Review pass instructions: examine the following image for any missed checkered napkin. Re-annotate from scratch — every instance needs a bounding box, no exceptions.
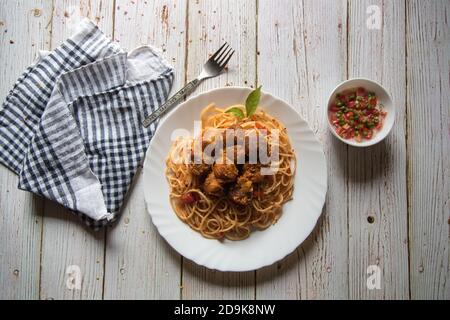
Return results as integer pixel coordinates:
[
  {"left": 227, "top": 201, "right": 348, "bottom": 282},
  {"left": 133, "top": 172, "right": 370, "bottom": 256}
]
[{"left": 0, "top": 19, "right": 174, "bottom": 228}]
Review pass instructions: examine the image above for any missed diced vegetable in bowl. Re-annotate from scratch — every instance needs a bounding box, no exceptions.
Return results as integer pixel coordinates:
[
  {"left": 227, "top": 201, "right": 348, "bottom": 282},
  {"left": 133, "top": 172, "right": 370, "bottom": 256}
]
[
  {"left": 326, "top": 78, "right": 395, "bottom": 147},
  {"left": 329, "top": 87, "right": 387, "bottom": 142}
]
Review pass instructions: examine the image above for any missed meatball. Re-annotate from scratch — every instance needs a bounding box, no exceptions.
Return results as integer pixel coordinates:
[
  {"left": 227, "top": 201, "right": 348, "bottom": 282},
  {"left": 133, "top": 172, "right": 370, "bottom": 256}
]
[
  {"left": 243, "top": 134, "right": 271, "bottom": 162},
  {"left": 222, "top": 145, "right": 246, "bottom": 164},
  {"left": 213, "top": 163, "right": 238, "bottom": 182},
  {"left": 196, "top": 135, "right": 215, "bottom": 150},
  {"left": 228, "top": 176, "right": 253, "bottom": 206},
  {"left": 190, "top": 163, "right": 211, "bottom": 176},
  {"left": 202, "top": 172, "right": 224, "bottom": 196},
  {"left": 189, "top": 140, "right": 213, "bottom": 176},
  {"left": 190, "top": 135, "right": 217, "bottom": 160},
  {"left": 242, "top": 164, "right": 265, "bottom": 183}
]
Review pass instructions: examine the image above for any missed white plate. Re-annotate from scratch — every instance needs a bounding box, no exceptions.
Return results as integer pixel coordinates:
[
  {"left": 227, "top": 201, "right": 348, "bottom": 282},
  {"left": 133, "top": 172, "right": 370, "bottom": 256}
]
[{"left": 143, "top": 87, "right": 327, "bottom": 271}]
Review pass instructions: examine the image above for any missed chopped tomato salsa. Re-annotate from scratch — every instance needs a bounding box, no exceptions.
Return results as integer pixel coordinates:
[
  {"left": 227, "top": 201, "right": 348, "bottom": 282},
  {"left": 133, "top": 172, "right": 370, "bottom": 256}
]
[{"left": 329, "top": 87, "right": 386, "bottom": 142}]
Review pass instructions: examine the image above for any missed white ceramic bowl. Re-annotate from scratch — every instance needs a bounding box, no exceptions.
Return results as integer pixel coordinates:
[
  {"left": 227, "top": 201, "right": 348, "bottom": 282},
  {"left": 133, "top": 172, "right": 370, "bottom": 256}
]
[
  {"left": 143, "top": 87, "right": 327, "bottom": 271},
  {"left": 326, "top": 78, "right": 395, "bottom": 147}
]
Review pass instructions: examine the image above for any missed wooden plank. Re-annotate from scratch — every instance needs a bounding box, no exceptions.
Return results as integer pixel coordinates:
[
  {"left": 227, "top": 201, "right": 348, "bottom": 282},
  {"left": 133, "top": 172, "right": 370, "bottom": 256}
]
[
  {"left": 103, "top": 0, "right": 185, "bottom": 299},
  {"left": 406, "top": 0, "right": 450, "bottom": 300},
  {"left": 182, "top": 0, "right": 257, "bottom": 299},
  {"left": 39, "top": 0, "right": 114, "bottom": 300},
  {"left": 0, "top": 0, "right": 52, "bottom": 299},
  {"left": 256, "top": 0, "right": 349, "bottom": 299},
  {"left": 347, "top": 0, "right": 409, "bottom": 299}
]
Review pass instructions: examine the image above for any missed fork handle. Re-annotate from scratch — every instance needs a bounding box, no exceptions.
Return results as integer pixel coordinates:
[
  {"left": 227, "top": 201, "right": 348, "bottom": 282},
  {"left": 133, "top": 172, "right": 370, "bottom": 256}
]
[{"left": 142, "top": 78, "right": 200, "bottom": 127}]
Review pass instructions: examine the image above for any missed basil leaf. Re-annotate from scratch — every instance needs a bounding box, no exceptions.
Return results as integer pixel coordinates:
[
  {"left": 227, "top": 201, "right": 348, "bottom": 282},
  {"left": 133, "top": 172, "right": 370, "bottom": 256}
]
[
  {"left": 245, "top": 85, "right": 262, "bottom": 117},
  {"left": 225, "top": 107, "right": 245, "bottom": 119}
]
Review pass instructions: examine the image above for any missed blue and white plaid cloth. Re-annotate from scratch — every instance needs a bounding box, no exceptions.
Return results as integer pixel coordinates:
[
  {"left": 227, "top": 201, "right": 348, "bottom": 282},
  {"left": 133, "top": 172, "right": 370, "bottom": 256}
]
[{"left": 0, "top": 19, "right": 174, "bottom": 228}]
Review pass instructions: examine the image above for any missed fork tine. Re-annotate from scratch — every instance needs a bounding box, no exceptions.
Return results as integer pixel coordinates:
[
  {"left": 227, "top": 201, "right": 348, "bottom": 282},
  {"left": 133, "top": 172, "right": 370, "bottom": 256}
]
[
  {"left": 210, "top": 42, "right": 228, "bottom": 61},
  {"left": 219, "top": 49, "right": 235, "bottom": 68},
  {"left": 216, "top": 46, "right": 232, "bottom": 65},
  {"left": 213, "top": 44, "right": 231, "bottom": 64}
]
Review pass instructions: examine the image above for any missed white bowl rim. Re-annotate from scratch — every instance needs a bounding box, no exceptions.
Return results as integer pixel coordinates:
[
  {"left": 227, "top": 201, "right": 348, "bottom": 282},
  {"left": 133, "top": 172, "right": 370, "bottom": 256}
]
[{"left": 326, "top": 77, "right": 395, "bottom": 147}]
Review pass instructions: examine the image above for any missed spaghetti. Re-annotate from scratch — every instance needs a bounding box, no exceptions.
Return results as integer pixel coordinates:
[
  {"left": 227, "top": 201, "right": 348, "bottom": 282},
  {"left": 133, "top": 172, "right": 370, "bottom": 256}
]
[{"left": 165, "top": 104, "right": 296, "bottom": 240}]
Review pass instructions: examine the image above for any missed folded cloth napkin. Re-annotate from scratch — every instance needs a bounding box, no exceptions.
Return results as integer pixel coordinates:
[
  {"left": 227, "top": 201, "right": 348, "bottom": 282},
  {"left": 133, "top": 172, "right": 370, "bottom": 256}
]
[{"left": 0, "top": 19, "right": 174, "bottom": 228}]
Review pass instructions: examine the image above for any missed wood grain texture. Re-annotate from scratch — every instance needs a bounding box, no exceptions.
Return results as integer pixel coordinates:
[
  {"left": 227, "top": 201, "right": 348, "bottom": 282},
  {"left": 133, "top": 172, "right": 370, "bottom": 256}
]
[
  {"left": 0, "top": 0, "right": 52, "bottom": 299},
  {"left": 406, "top": 0, "right": 450, "bottom": 300},
  {"left": 102, "top": 0, "right": 185, "bottom": 299},
  {"left": 38, "top": 0, "right": 114, "bottom": 300},
  {"left": 256, "top": 0, "right": 349, "bottom": 299},
  {"left": 347, "top": 0, "right": 409, "bottom": 299},
  {"left": 182, "top": 0, "right": 257, "bottom": 300},
  {"left": 0, "top": 0, "right": 449, "bottom": 300}
]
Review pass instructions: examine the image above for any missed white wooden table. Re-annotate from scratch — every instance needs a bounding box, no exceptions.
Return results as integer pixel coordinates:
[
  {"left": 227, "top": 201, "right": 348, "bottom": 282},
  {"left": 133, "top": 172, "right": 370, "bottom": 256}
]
[{"left": 0, "top": 0, "right": 448, "bottom": 300}]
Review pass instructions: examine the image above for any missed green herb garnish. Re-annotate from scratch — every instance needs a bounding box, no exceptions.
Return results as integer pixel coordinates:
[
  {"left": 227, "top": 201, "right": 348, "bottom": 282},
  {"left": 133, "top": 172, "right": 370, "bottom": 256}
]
[
  {"left": 245, "top": 85, "right": 262, "bottom": 117},
  {"left": 225, "top": 107, "right": 245, "bottom": 119},
  {"left": 225, "top": 86, "right": 263, "bottom": 119}
]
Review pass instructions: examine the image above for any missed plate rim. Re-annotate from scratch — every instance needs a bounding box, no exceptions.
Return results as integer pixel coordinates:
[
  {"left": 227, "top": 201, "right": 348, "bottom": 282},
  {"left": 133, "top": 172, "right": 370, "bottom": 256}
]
[{"left": 143, "top": 86, "right": 327, "bottom": 271}]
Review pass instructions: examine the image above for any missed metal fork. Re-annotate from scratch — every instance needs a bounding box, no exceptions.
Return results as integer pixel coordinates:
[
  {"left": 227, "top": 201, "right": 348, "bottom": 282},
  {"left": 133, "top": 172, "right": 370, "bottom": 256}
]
[{"left": 142, "top": 43, "right": 235, "bottom": 127}]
